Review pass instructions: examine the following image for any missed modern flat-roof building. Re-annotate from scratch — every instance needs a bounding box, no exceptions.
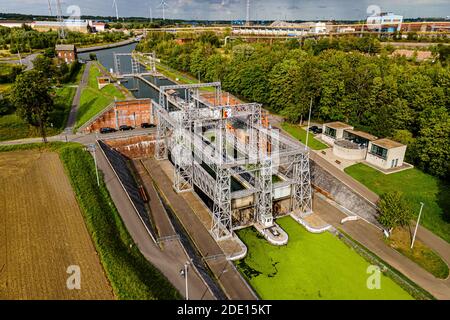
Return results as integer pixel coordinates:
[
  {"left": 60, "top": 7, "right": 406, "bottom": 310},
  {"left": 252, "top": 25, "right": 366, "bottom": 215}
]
[
  {"left": 321, "top": 121, "right": 354, "bottom": 145},
  {"left": 366, "top": 138, "right": 407, "bottom": 170},
  {"left": 320, "top": 121, "right": 409, "bottom": 172},
  {"left": 55, "top": 44, "right": 77, "bottom": 64}
]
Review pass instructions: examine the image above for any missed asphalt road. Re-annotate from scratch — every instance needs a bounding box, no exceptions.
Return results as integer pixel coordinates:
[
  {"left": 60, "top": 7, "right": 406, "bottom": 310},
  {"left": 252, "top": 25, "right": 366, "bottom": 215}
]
[
  {"left": 65, "top": 61, "right": 92, "bottom": 131},
  {"left": 95, "top": 145, "right": 215, "bottom": 300}
]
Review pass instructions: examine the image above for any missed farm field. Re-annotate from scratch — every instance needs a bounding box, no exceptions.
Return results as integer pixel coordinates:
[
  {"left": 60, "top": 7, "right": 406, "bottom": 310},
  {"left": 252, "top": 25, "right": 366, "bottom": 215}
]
[
  {"left": 0, "top": 150, "right": 113, "bottom": 299},
  {"left": 236, "top": 216, "right": 413, "bottom": 300}
]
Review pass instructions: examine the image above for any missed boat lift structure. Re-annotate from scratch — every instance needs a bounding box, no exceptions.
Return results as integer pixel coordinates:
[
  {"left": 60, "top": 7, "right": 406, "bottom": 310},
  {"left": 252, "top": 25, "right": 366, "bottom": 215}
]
[{"left": 153, "top": 82, "right": 313, "bottom": 240}]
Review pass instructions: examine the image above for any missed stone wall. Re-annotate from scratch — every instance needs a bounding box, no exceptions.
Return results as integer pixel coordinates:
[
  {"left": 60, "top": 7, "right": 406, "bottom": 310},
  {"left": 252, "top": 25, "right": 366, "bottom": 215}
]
[{"left": 310, "top": 160, "right": 381, "bottom": 226}]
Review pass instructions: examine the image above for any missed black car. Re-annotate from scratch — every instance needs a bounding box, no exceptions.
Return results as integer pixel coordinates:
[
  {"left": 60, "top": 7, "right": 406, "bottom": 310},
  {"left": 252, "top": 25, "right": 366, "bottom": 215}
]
[
  {"left": 309, "top": 126, "right": 323, "bottom": 134},
  {"left": 119, "top": 125, "right": 134, "bottom": 131},
  {"left": 99, "top": 127, "right": 117, "bottom": 134},
  {"left": 141, "top": 123, "right": 156, "bottom": 128}
]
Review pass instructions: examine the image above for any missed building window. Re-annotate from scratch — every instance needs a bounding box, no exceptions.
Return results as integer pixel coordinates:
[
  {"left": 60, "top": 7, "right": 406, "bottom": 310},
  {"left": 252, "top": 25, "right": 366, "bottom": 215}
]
[
  {"left": 370, "top": 144, "right": 388, "bottom": 160},
  {"left": 324, "top": 126, "right": 336, "bottom": 138}
]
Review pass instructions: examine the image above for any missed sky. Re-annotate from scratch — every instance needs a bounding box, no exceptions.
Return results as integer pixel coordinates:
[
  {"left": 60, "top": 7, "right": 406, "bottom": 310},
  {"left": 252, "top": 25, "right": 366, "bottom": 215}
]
[{"left": 0, "top": 0, "right": 449, "bottom": 20}]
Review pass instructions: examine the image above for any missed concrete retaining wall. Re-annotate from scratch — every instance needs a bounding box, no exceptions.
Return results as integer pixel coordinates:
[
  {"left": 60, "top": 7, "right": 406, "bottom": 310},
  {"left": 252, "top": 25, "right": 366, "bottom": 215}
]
[{"left": 310, "top": 160, "right": 381, "bottom": 226}]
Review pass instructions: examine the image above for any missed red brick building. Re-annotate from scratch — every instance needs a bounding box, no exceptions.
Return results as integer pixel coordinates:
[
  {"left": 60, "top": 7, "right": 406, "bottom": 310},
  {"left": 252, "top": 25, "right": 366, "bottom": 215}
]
[{"left": 55, "top": 44, "right": 77, "bottom": 64}]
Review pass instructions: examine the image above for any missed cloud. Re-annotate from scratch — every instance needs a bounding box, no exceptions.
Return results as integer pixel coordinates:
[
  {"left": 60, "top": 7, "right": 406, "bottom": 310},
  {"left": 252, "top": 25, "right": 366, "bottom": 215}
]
[{"left": 0, "top": 0, "right": 448, "bottom": 20}]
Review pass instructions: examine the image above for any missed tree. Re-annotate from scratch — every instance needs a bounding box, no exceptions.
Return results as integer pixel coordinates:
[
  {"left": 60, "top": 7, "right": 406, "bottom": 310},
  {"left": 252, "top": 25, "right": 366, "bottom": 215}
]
[
  {"left": 378, "top": 191, "right": 413, "bottom": 233},
  {"left": 11, "top": 70, "right": 54, "bottom": 142},
  {"left": 33, "top": 54, "right": 56, "bottom": 80}
]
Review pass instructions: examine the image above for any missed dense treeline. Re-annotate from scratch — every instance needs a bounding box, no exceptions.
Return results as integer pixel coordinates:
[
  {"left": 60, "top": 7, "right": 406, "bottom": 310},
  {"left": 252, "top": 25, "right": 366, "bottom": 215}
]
[
  {"left": 137, "top": 32, "right": 450, "bottom": 179},
  {"left": 0, "top": 25, "right": 128, "bottom": 53}
]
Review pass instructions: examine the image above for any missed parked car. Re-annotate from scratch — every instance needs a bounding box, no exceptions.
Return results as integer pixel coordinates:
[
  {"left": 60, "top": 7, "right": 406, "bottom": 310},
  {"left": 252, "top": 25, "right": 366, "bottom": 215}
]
[
  {"left": 141, "top": 123, "right": 156, "bottom": 128},
  {"left": 309, "top": 126, "right": 322, "bottom": 134},
  {"left": 119, "top": 125, "right": 134, "bottom": 131},
  {"left": 99, "top": 127, "right": 117, "bottom": 134}
]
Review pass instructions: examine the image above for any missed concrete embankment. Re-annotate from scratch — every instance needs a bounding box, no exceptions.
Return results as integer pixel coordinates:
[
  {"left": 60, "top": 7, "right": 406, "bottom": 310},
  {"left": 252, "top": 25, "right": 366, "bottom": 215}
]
[{"left": 77, "top": 38, "right": 138, "bottom": 53}]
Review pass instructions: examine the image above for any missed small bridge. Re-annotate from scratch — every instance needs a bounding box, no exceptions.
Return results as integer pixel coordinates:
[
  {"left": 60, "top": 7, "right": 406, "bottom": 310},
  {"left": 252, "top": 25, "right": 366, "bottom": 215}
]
[{"left": 113, "top": 52, "right": 162, "bottom": 78}]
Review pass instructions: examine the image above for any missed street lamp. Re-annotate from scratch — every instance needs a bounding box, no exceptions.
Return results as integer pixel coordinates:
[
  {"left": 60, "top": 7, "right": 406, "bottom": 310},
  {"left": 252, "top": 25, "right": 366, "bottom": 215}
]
[
  {"left": 180, "top": 261, "right": 190, "bottom": 300},
  {"left": 411, "top": 202, "right": 424, "bottom": 249},
  {"left": 88, "top": 143, "right": 100, "bottom": 187}
]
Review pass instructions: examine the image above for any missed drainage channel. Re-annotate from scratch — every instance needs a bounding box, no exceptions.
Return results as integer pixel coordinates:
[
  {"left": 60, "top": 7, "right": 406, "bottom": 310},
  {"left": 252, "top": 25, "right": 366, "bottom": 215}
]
[{"left": 151, "top": 180, "right": 228, "bottom": 300}]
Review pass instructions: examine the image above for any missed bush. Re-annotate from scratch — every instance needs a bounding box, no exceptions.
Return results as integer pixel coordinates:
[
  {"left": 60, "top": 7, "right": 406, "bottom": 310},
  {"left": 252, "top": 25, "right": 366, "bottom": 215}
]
[{"left": 378, "top": 191, "right": 413, "bottom": 231}]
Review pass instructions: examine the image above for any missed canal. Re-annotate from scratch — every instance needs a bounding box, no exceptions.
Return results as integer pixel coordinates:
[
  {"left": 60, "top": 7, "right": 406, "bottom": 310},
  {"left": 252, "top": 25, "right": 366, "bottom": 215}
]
[{"left": 78, "top": 43, "right": 177, "bottom": 101}]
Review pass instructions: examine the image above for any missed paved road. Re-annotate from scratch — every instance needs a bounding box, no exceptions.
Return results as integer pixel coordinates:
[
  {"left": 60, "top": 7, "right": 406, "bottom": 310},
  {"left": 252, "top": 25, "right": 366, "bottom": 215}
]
[
  {"left": 381, "top": 41, "right": 450, "bottom": 48},
  {"left": 95, "top": 145, "right": 215, "bottom": 300},
  {"left": 0, "top": 52, "right": 39, "bottom": 71},
  {"left": 65, "top": 61, "right": 92, "bottom": 131},
  {"left": 142, "top": 158, "right": 257, "bottom": 300},
  {"left": 314, "top": 195, "right": 450, "bottom": 300}
]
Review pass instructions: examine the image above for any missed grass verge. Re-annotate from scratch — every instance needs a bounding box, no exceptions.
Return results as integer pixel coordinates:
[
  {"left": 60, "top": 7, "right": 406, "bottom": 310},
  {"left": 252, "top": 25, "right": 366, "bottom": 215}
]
[
  {"left": 75, "top": 63, "right": 125, "bottom": 130},
  {"left": 388, "top": 227, "right": 449, "bottom": 279},
  {"left": 0, "top": 85, "right": 76, "bottom": 141},
  {"left": 0, "top": 142, "right": 182, "bottom": 300},
  {"left": 281, "top": 123, "right": 328, "bottom": 150},
  {"left": 345, "top": 163, "right": 450, "bottom": 243}
]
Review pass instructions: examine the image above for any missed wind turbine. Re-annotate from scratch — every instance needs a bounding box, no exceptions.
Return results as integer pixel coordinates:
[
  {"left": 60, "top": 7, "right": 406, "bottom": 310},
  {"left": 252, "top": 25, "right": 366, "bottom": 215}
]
[
  {"left": 159, "top": 0, "right": 168, "bottom": 20},
  {"left": 112, "top": 0, "right": 119, "bottom": 21}
]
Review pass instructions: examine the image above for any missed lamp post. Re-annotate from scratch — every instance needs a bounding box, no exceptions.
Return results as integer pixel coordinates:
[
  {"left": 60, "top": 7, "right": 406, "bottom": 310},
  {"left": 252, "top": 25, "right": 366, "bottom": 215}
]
[
  {"left": 411, "top": 202, "right": 424, "bottom": 249},
  {"left": 88, "top": 143, "right": 100, "bottom": 187},
  {"left": 180, "top": 261, "right": 190, "bottom": 300},
  {"left": 304, "top": 97, "right": 313, "bottom": 150}
]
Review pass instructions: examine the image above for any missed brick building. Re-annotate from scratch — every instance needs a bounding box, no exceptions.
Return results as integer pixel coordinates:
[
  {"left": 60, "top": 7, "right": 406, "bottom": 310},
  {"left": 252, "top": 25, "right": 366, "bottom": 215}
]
[{"left": 55, "top": 44, "right": 78, "bottom": 64}]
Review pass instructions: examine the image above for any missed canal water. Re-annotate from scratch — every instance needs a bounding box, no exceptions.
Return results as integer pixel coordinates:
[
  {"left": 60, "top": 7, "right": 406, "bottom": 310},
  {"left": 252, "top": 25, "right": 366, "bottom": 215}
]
[{"left": 78, "top": 43, "right": 176, "bottom": 101}]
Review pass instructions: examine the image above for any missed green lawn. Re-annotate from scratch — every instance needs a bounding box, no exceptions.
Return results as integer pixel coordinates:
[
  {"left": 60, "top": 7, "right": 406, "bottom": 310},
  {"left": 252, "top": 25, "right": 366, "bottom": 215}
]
[
  {"left": 236, "top": 217, "right": 413, "bottom": 300},
  {"left": 345, "top": 163, "right": 450, "bottom": 243},
  {"left": 281, "top": 123, "right": 328, "bottom": 150},
  {"left": 0, "top": 85, "right": 76, "bottom": 141},
  {"left": 75, "top": 63, "right": 125, "bottom": 130}
]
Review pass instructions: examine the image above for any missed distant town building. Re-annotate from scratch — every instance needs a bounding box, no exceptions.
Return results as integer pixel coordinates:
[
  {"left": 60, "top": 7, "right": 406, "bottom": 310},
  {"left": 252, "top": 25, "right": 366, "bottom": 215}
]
[
  {"left": 337, "top": 26, "right": 356, "bottom": 33},
  {"left": 366, "top": 12, "right": 403, "bottom": 32},
  {"left": 391, "top": 49, "right": 433, "bottom": 62},
  {"left": 91, "top": 22, "right": 106, "bottom": 32},
  {"left": 55, "top": 44, "right": 77, "bottom": 64},
  {"left": 32, "top": 19, "right": 90, "bottom": 33},
  {"left": 0, "top": 20, "right": 31, "bottom": 28}
]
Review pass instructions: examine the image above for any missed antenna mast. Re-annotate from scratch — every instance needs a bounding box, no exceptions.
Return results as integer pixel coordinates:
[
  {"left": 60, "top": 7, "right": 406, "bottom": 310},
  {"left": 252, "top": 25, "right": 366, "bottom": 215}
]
[
  {"left": 246, "top": 0, "right": 250, "bottom": 26},
  {"left": 56, "top": 0, "right": 65, "bottom": 39},
  {"left": 159, "top": 0, "right": 168, "bottom": 20},
  {"left": 47, "top": 0, "right": 53, "bottom": 17}
]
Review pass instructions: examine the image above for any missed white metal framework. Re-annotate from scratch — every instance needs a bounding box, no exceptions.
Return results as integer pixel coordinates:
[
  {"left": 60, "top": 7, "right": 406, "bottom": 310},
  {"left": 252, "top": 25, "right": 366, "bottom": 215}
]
[
  {"left": 113, "top": 52, "right": 157, "bottom": 77},
  {"left": 153, "top": 82, "right": 313, "bottom": 240}
]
